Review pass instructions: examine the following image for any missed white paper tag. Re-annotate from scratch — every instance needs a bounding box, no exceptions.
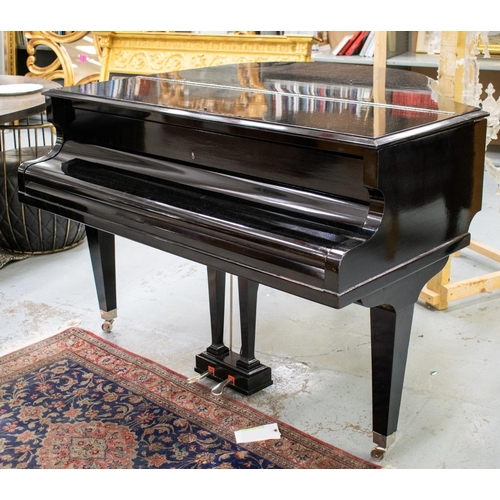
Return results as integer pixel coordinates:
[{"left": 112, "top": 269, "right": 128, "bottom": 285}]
[{"left": 234, "top": 423, "right": 281, "bottom": 444}]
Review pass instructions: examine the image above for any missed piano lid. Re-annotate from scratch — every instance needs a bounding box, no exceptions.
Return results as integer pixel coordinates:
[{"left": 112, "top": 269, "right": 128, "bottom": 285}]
[{"left": 48, "top": 62, "right": 483, "bottom": 141}]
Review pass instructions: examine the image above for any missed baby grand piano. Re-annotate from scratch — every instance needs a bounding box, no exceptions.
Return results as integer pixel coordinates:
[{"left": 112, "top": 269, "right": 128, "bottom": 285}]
[{"left": 18, "top": 62, "right": 487, "bottom": 460}]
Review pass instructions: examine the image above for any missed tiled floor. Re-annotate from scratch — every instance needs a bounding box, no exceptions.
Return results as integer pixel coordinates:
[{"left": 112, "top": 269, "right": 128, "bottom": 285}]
[{"left": 1, "top": 166, "right": 500, "bottom": 469}]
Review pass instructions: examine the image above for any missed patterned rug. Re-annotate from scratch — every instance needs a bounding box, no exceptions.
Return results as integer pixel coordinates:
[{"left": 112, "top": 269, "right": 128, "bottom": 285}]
[{"left": 0, "top": 327, "right": 379, "bottom": 469}]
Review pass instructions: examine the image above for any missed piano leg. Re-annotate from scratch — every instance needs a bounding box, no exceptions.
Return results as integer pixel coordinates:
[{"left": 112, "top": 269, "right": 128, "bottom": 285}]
[
  {"left": 360, "top": 258, "right": 448, "bottom": 460},
  {"left": 206, "top": 267, "right": 230, "bottom": 358},
  {"left": 85, "top": 226, "right": 118, "bottom": 332},
  {"left": 195, "top": 269, "right": 273, "bottom": 395},
  {"left": 236, "top": 276, "right": 260, "bottom": 371},
  {"left": 369, "top": 303, "right": 414, "bottom": 460}
]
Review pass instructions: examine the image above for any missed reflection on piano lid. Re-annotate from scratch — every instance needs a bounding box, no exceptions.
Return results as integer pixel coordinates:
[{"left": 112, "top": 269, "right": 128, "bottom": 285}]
[{"left": 55, "top": 62, "right": 472, "bottom": 141}]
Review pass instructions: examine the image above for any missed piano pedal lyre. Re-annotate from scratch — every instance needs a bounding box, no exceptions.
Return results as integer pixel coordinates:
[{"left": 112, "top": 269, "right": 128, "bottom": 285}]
[{"left": 195, "top": 269, "right": 273, "bottom": 396}]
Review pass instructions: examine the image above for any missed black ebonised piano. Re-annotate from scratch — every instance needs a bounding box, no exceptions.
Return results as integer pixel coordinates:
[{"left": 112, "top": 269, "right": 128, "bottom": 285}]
[{"left": 18, "top": 62, "right": 488, "bottom": 460}]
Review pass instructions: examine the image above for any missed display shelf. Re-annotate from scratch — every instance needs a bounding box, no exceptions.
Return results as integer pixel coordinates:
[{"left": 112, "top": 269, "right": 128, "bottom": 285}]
[
  {"left": 387, "top": 52, "right": 439, "bottom": 68},
  {"left": 477, "top": 56, "right": 500, "bottom": 71},
  {"left": 313, "top": 50, "right": 500, "bottom": 71},
  {"left": 312, "top": 52, "right": 374, "bottom": 65},
  {"left": 312, "top": 51, "right": 439, "bottom": 67},
  {"left": 389, "top": 52, "right": 500, "bottom": 71}
]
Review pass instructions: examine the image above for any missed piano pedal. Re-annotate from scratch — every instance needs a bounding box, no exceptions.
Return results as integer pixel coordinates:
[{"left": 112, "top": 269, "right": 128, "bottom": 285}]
[
  {"left": 186, "top": 366, "right": 215, "bottom": 384},
  {"left": 211, "top": 375, "right": 235, "bottom": 396},
  {"left": 186, "top": 370, "right": 210, "bottom": 384}
]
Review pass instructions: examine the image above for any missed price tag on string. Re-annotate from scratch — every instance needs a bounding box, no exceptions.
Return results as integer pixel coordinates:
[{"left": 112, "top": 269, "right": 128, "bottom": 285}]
[{"left": 234, "top": 423, "right": 281, "bottom": 444}]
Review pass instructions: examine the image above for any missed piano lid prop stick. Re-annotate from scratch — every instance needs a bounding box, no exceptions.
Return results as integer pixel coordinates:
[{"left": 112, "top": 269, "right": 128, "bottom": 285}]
[
  {"left": 373, "top": 31, "right": 387, "bottom": 69},
  {"left": 373, "top": 31, "right": 387, "bottom": 138}
]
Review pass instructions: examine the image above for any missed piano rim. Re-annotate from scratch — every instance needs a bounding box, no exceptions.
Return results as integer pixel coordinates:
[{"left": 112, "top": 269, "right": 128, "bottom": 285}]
[{"left": 42, "top": 89, "right": 489, "bottom": 149}]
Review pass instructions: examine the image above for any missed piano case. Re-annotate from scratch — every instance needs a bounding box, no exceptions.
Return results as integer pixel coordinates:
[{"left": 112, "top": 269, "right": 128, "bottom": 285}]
[{"left": 18, "top": 62, "right": 488, "bottom": 459}]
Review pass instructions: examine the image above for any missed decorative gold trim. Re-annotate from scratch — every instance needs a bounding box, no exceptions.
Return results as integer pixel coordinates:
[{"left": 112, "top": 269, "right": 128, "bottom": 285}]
[
  {"left": 23, "top": 31, "right": 101, "bottom": 86},
  {"left": 479, "top": 44, "right": 500, "bottom": 55},
  {"left": 3, "top": 31, "right": 17, "bottom": 75},
  {"left": 94, "top": 32, "right": 317, "bottom": 81},
  {"left": 478, "top": 31, "right": 500, "bottom": 56}
]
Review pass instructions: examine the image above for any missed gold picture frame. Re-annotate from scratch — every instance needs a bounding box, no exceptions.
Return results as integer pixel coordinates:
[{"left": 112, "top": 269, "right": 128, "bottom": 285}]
[
  {"left": 478, "top": 31, "right": 500, "bottom": 56},
  {"left": 3, "top": 31, "right": 17, "bottom": 75}
]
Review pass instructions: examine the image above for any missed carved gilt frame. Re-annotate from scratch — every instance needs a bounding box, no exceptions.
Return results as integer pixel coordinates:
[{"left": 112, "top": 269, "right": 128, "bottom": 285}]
[
  {"left": 3, "top": 31, "right": 17, "bottom": 75},
  {"left": 478, "top": 31, "right": 500, "bottom": 56},
  {"left": 94, "top": 32, "right": 317, "bottom": 81},
  {"left": 24, "top": 31, "right": 101, "bottom": 86}
]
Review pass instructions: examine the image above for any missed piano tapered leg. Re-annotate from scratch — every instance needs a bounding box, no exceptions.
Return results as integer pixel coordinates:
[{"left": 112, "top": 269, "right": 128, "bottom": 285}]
[
  {"left": 206, "top": 267, "right": 229, "bottom": 357},
  {"left": 369, "top": 303, "right": 414, "bottom": 460},
  {"left": 194, "top": 269, "right": 272, "bottom": 395},
  {"left": 360, "top": 258, "right": 448, "bottom": 460},
  {"left": 237, "top": 277, "right": 260, "bottom": 370},
  {"left": 85, "top": 226, "right": 117, "bottom": 332}
]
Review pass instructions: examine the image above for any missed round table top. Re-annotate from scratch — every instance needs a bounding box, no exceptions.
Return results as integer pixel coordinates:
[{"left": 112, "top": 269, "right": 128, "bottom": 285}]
[{"left": 0, "top": 75, "right": 61, "bottom": 123}]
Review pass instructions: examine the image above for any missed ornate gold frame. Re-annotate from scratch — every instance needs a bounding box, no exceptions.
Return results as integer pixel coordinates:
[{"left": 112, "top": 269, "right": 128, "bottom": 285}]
[
  {"left": 94, "top": 31, "right": 317, "bottom": 81},
  {"left": 23, "top": 31, "right": 101, "bottom": 86},
  {"left": 3, "top": 31, "right": 17, "bottom": 75},
  {"left": 5, "top": 31, "right": 317, "bottom": 83},
  {"left": 478, "top": 32, "right": 500, "bottom": 56}
]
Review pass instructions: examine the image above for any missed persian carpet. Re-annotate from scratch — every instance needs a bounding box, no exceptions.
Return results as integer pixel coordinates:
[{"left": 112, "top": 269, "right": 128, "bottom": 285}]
[{"left": 0, "top": 327, "right": 379, "bottom": 469}]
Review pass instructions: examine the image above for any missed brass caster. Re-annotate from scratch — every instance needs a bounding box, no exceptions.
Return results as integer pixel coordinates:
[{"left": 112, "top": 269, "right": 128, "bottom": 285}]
[
  {"left": 370, "top": 446, "right": 386, "bottom": 461},
  {"left": 102, "top": 319, "right": 114, "bottom": 333}
]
